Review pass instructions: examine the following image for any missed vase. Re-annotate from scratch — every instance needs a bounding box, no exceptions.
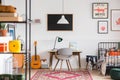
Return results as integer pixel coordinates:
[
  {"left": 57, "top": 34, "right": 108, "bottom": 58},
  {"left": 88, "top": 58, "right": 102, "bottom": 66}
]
[{"left": 0, "top": 30, "right": 7, "bottom": 36}]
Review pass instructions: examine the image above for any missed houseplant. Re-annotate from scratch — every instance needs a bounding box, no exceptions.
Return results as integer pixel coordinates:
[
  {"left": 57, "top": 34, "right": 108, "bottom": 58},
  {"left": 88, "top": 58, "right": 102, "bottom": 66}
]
[{"left": 0, "top": 23, "right": 7, "bottom": 36}]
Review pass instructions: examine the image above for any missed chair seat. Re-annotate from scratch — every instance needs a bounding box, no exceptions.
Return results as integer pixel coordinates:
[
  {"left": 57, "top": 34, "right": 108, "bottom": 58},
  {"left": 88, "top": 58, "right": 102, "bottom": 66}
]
[
  {"left": 56, "top": 55, "right": 72, "bottom": 60},
  {"left": 54, "top": 48, "right": 73, "bottom": 71}
]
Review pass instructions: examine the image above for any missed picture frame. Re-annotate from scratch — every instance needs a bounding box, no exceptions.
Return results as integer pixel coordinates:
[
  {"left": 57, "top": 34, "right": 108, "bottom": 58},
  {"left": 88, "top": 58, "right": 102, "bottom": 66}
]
[
  {"left": 98, "top": 21, "right": 108, "bottom": 34},
  {"left": 111, "top": 9, "right": 120, "bottom": 31},
  {"left": 47, "top": 14, "right": 73, "bottom": 31},
  {"left": 69, "top": 42, "right": 78, "bottom": 51},
  {"left": 7, "top": 24, "right": 16, "bottom": 39},
  {"left": 92, "top": 3, "right": 108, "bottom": 19}
]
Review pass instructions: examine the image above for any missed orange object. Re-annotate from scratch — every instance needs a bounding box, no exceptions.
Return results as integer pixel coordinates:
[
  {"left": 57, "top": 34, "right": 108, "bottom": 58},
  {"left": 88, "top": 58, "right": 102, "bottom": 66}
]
[
  {"left": 13, "top": 54, "right": 24, "bottom": 68},
  {"left": 109, "top": 51, "right": 120, "bottom": 56},
  {"left": 0, "top": 5, "right": 16, "bottom": 13},
  {"left": 0, "top": 43, "right": 7, "bottom": 52},
  {"left": 31, "top": 41, "right": 41, "bottom": 69},
  {"left": 31, "top": 55, "right": 41, "bottom": 69},
  {"left": 0, "top": 30, "right": 7, "bottom": 36}
]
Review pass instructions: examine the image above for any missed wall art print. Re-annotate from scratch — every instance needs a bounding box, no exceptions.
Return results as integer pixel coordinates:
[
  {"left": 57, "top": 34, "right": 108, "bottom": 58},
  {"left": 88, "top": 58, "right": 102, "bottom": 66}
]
[
  {"left": 47, "top": 14, "right": 73, "bottom": 31},
  {"left": 92, "top": 3, "right": 108, "bottom": 19},
  {"left": 111, "top": 9, "right": 120, "bottom": 31},
  {"left": 98, "top": 21, "right": 108, "bottom": 34},
  {"left": 7, "top": 24, "right": 16, "bottom": 39}
]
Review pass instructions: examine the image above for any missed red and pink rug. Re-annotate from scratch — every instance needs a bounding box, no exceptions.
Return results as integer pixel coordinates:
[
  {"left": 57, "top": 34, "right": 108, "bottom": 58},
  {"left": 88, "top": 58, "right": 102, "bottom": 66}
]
[{"left": 31, "top": 70, "right": 93, "bottom": 80}]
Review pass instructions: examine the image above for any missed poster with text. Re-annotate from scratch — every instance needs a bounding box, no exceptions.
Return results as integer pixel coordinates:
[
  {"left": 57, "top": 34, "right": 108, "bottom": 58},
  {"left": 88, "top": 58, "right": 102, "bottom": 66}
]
[{"left": 92, "top": 3, "right": 108, "bottom": 19}]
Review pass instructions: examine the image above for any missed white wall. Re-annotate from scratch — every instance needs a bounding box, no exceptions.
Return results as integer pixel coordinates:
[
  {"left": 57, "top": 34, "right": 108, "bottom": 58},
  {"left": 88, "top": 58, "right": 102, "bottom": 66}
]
[{"left": 5, "top": 0, "right": 120, "bottom": 69}]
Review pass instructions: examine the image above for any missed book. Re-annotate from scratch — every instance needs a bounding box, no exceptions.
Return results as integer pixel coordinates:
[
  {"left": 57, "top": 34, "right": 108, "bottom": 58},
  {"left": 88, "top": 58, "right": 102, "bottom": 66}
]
[
  {"left": 0, "top": 16, "right": 23, "bottom": 21},
  {"left": 0, "top": 13, "right": 18, "bottom": 17},
  {"left": 41, "top": 64, "right": 49, "bottom": 68}
]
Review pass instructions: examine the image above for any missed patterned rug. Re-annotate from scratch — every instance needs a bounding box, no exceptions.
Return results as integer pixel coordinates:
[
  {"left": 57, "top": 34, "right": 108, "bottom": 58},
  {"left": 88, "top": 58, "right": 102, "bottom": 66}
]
[{"left": 31, "top": 70, "right": 93, "bottom": 80}]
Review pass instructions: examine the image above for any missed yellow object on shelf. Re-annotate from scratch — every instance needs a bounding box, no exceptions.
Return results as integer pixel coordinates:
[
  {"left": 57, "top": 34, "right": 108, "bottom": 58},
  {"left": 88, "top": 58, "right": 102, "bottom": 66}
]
[{"left": 9, "top": 40, "right": 21, "bottom": 53}]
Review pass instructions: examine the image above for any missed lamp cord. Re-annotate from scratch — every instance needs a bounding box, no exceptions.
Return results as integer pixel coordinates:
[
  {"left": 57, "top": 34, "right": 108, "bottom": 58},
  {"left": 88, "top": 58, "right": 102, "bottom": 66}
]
[{"left": 62, "top": 0, "right": 64, "bottom": 14}]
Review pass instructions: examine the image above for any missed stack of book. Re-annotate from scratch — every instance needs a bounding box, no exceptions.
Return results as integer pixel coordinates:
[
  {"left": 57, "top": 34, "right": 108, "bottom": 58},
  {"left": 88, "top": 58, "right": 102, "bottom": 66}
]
[
  {"left": 41, "top": 64, "right": 49, "bottom": 69},
  {"left": 0, "top": 13, "right": 23, "bottom": 21}
]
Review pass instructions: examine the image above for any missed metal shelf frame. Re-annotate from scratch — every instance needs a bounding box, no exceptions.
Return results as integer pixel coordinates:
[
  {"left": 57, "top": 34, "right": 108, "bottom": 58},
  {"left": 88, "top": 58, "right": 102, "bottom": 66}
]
[{"left": 0, "top": 0, "right": 31, "bottom": 80}]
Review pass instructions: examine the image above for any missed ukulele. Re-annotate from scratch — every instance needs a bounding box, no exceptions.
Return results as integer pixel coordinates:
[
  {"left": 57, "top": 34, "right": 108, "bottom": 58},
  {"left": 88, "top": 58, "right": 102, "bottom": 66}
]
[{"left": 31, "top": 41, "right": 41, "bottom": 69}]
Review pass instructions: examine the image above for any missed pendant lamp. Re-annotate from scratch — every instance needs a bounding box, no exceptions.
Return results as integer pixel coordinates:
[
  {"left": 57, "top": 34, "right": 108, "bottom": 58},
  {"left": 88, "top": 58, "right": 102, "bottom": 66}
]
[{"left": 57, "top": 0, "right": 69, "bottom": 24}]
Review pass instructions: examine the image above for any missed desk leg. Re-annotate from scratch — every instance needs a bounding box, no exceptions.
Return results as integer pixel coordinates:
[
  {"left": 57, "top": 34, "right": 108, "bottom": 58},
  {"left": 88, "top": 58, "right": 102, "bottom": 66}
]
[
  {"left": 78, "top": 53, "right": 81, "bottom": 69},
  {"left": 49, "top": 53, "right": 53, "bottom": 70}
]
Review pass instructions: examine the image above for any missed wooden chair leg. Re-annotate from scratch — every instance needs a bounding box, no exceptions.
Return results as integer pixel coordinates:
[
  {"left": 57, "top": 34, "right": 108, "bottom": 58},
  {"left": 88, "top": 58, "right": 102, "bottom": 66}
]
[
  {"left": 54, "top": 59, "right": 60, "bottom": 71},
  {"left": 60, "top": 60, "right": 63, "bottom": 71},
  {"left": 86, "top": 62, "right": 88, "bottom": 70},
  {"left": 66, "top": 60, "right": 70, "bottom": 70},
  {"left": 68, "top": 60, "right": 72, "bottom": 71}
]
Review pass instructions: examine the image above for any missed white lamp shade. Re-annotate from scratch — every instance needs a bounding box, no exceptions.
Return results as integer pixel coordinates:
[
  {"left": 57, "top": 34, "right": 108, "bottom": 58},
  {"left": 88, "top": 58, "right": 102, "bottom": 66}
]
[{"left": 57, "top": 15, "right": 69, "bottom": 24}]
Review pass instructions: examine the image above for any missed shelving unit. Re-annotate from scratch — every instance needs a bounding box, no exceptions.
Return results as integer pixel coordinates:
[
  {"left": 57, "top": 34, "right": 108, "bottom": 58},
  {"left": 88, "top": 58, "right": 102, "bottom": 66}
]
[
  {"left": 0, "top": 21, "right": 27, "bottom": 23},
  {"left": 0, "top": 0, "right": 30, "bottom": 80}
]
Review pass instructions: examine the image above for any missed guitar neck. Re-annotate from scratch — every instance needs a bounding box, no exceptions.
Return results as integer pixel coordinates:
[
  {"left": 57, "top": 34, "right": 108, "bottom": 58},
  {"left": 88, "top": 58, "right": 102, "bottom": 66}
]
[
  {"left": 34, "top": 41, "right": 37, "bottom": 60},
  {"left": 35, "top": 46, "right": 37, "bottom": 60}
]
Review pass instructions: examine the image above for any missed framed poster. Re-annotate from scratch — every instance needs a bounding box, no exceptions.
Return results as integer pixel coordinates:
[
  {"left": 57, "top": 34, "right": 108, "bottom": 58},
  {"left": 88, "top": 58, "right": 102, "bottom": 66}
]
[
  {"left": 7, "top": 24, "right": 16, "bottom": 39},
  {"left": 47, "top": 14, "right": 73, "bottom": 31},
  {"left": 98, "top": 21, "right": 108, "bottom": 34},
  {"left": 92, "top": 3, "right": 108, "bottom": 19},
  {"left": 111, "top": 9, "right": 120, "bottom": 31}
]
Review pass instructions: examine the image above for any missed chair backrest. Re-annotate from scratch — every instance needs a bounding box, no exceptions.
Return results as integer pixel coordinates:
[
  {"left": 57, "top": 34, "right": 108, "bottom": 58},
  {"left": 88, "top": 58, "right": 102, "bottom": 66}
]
[{"left": 57, "top": 48, "right": 73, "bottom": 56}]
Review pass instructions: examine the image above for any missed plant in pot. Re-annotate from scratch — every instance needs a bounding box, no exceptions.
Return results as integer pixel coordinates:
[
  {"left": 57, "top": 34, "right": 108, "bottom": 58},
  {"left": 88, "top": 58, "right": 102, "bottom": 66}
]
[{"left": 0, "top": 23, "right": 8, "bottom": 36}]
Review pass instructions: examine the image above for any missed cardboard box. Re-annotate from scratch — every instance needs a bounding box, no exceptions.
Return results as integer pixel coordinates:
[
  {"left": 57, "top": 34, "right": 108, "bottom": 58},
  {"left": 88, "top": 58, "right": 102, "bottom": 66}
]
[{"left": 0, "top": 43, "right": 7, "bottom": 52}]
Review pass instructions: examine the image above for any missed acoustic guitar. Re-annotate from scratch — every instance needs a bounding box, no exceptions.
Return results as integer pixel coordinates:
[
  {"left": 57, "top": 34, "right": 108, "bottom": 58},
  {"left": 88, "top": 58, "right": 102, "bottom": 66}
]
[{"left": 31, "top": 41, "right": 41, "bottom": 69}]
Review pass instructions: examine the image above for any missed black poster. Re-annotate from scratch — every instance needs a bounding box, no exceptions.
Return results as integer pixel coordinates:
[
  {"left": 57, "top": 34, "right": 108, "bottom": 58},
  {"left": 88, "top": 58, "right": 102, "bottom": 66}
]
[{"left": 47, "top": 14, "right": 73, "bottom": 31}]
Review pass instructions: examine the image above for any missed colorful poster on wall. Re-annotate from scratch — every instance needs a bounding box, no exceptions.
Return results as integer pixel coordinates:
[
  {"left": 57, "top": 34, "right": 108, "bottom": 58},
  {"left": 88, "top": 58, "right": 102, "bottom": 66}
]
[
  {"left": 92, "top": 3, "right": 108, "bottom": 19},
  {"left": 111, "top": 9, "right": 120, "bottom": 31},
  {"left": 98, "top": 21, "right": 108, "bottom": 34}
]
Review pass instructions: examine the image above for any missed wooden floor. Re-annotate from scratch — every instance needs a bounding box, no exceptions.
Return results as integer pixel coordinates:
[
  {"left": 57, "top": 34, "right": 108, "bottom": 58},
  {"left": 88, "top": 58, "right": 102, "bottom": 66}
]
[
  {"left": 30, "top": 69, "right": 112, "bottom": 80},
  {"left": 90, "top": 70, "right": 111, "bottom": 80}
]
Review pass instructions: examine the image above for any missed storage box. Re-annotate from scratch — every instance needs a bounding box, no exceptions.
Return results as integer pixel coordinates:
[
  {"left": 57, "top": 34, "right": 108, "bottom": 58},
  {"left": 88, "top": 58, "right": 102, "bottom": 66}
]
[
  {"left": 41, "top": 59, "right": 49, "bottom": 69},
  {"left": 0, "top": 43, "right": 7, "bottom": 52},
  {"left": 0, "top": 74, "right": 23, "bottom": 80}
]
